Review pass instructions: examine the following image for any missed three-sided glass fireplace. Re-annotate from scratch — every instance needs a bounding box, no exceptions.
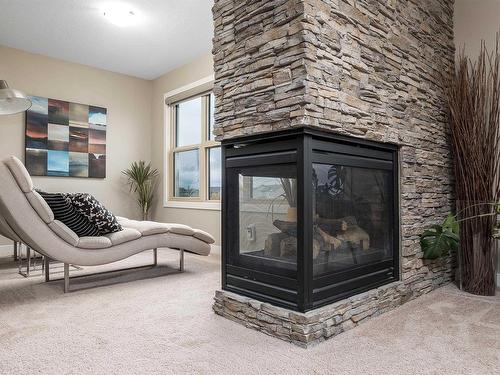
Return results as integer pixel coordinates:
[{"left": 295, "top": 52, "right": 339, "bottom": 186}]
[{"left": 222, "top": 128, "right": 399, "bottom": 312}]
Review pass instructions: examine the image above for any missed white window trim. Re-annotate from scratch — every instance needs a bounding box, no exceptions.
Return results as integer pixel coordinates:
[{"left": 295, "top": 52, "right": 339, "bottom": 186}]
[{"left": 163, "top": 75, "right": 220, "bottom": 211}]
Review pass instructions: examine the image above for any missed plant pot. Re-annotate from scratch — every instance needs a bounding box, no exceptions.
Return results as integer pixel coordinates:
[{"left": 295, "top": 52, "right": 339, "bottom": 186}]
[
  {"left": 286, "top": 207, "right": 297, "bottom": 222},
  {"left": 457, "top": 203, "right": 497, "bottom": 296}
]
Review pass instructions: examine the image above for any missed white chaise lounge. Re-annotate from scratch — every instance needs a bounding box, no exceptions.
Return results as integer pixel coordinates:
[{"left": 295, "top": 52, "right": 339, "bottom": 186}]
[{"left": 0, "top": 156, "right": 215, "bottom": 291}]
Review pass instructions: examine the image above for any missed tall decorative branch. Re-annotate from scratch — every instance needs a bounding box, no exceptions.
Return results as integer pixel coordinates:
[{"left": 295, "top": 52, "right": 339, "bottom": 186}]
[{"left": 446, "top": 37, "right": 500, "bottom": 296}]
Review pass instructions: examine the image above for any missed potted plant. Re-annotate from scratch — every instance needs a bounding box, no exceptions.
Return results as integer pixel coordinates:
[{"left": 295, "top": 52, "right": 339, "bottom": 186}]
[
  {"left": 420, "top": 204, "right": 499, "bottom": 258},
  {"left": 122, "top": 161, "right": 159, "bottom": 220},
  {"left": 433, "top": 38, "right": 500, "bottom": 295}
]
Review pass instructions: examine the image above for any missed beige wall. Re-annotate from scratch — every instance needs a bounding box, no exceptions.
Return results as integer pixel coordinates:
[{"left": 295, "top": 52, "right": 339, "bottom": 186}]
[
  {"left": 454, "top": 0, "right": 500, "bottom": 276},
  {"left": 0, "top": 46, "right": 219, "bottom": 249},
  {"left": 454, "top": 0, "right": 500, "bottom": 57},
  {"left": 0, "top": 46, "right": 153, "bottom": 245},
  {"left": 150, "top": 52, "right": 220, "bottom": 243}
]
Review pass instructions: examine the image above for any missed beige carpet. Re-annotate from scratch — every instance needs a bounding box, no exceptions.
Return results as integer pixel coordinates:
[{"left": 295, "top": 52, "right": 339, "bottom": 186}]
[{"left": 0, "top": 247, "right": 498, "bottom": 375}]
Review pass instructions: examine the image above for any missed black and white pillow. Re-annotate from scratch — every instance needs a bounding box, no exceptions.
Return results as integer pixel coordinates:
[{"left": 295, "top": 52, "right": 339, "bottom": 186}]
[
  {"left": 37, "top": 191, "right": 100, "bottom": 237},
  {"left": 64, "top": 193, "right": 122, "bottom": 235}
]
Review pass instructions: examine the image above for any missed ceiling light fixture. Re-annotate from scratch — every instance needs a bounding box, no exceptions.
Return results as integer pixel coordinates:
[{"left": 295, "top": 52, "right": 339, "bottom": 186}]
[
  {"left": 102, "top": 3, "right": 138, "bottom": 27},
  {"left": 0, "top": 80, "right": 32, "bottom": 116}
]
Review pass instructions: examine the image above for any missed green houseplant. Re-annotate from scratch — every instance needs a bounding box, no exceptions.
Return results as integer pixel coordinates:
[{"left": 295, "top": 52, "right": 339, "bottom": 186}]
[
  {"left": 420, "top": 214, "right": 460, "bottom": 260},
  {"left": 421, "top": 203, "right": 499, "bottom": 294},
  {"left": 122, "top": 161, "right": 159, "bottom": 220},
  {"left": 420, "top": 204, "right": 499, "bottom": 260}
]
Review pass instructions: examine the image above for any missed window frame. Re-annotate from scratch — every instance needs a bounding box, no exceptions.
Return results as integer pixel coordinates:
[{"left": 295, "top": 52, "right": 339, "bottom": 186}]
[{"left": 163, "top": 75, "right": 221, "bottom": 211}]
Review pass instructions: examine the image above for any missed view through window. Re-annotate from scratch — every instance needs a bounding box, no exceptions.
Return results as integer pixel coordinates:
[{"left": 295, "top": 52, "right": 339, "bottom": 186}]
[{"left": 169, "top": 93, "right": 220, "bottom": 202}]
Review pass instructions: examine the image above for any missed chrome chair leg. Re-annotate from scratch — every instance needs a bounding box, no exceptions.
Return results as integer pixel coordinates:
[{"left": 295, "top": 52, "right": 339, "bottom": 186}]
[
  {"left": 26, "top": 246, "right": 31, "bottom": 277},
  {"left": 64, "top": 263, "right": 69, "bottom": 293},
  {"left": 153, "top": 248, "right": 158, "bottom": 266},
  {"left": 45, "top": 248, "right": 185, "bottom": 292},
  {"left": 17, "top": 243, "right": 23, "bottom": 274},
  {"left": 18, "top": 244, "right": 32, "bottom": 278},
  {"left": 32, "top": 251, "right": 38, "bottom": 271},
  {"left": 179, "top": 249, "right": 184, "bottom": 272},
  {"left": 44, "top": 257, "right": 50, "bottom": 282},
  {"left": 13, "top": 241, "right": 18, "bottom": 261}
]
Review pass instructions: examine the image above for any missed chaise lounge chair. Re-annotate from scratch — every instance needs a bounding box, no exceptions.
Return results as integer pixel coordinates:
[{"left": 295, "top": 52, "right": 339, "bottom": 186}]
[{"left": 0, "top": 156, "right": 215, "bottom": 291}]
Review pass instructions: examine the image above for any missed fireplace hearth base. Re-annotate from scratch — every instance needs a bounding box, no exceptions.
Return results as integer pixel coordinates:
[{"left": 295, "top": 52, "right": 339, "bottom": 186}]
[{"left": 213, "top": 274, "right": 449, "bottom": 347}]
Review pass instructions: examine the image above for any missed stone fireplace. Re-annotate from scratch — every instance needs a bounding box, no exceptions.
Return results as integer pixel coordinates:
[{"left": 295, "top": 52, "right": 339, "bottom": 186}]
[{"left": 212, "top": 0, "right": 455, "bottom": 346}]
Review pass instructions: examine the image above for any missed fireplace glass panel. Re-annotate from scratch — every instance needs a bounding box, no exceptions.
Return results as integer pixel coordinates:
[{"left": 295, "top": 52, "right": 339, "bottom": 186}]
[
  {"left": 223, "top": 130, "right": 398, "bottom": 311},
  {"left": 238, "top": 164, "right": 297, "bottom": 272},
  {"left": 312, "top": 163, "right": 393, "bottom": 276}
]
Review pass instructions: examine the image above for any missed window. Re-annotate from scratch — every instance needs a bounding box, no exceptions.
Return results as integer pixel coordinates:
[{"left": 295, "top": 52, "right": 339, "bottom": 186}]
[
  {"left": 208, "top": 146, "right": 221, "bottom": 200},
  {"left": 167, "top": 91, "right": 220, "bottom": 208}
]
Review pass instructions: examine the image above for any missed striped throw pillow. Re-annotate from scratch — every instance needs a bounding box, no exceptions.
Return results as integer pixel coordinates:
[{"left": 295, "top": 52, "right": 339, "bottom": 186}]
[
  {"left": 37, "top": 191, "right": 100, "bottom": 237},
  {"left": 64, "top": 193, "right": 122, "bottom": 235}
]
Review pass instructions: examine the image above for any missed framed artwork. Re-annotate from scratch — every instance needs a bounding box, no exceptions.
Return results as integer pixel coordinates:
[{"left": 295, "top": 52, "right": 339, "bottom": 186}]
[{"left": 25, "top": 96, "right": 107, "bottom": 178}]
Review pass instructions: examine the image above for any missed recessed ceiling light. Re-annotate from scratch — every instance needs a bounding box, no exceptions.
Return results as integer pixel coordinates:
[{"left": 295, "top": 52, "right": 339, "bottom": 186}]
[{"left": 102, "top": 3, "right": 138, "bottom": 27}]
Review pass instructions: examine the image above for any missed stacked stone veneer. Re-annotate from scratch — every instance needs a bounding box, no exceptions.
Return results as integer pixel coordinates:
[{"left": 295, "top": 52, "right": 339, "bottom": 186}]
[
  {"left": 212, "top": 0, "right": 455, "bottom": 346},
  {"left": 213, "top": 261, "right": 448, "bottom": 348}
]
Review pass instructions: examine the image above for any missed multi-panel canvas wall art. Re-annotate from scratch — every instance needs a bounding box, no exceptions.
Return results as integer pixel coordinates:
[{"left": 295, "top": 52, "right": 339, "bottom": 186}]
[{"left": 25, "top": 96, "right": 107, "bottom": 178}]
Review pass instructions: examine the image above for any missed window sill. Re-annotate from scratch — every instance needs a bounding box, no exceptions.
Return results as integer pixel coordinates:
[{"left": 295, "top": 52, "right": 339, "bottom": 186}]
[{"left": 164, "top": 200, "right": 221, "bottom": 211}]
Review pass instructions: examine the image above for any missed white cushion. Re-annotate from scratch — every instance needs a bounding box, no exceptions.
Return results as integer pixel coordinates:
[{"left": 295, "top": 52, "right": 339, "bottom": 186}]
[
  {"left": 49, "top": 220, "right": 79, "bottom": 246},
  {"left": 165, "top": 234, "right": 211, "bottom": 256},
  {"left": 77, "top": 236, "right": 112, "bottom": 249},
  {"left": 4, "top": 156, "right": 33, "bottom": 193},
  {"left": 105, "top": 228, "right": 141, "bottom": 245},
  {"left": 166, "top": 223, "right": 195, "bottom": 236},
  {"left": 118, "top": 218, "right": 208, "bottom": 239},
  {"left": 119, "top": 219, "right": 171, "bottom": 236},
  {"left": 193, "top": 229, "right": 216, "bottom": 244},
  {"left": 26, "top": 190, "right": 54, "bottom": 224}
]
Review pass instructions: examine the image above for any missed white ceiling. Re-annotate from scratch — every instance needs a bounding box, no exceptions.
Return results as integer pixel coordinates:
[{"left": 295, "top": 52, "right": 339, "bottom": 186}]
[{"left": 0, "top": 0, "right": 214, "bottom": 80}]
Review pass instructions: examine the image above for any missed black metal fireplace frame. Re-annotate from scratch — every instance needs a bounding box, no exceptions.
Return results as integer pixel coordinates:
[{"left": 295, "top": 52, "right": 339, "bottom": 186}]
[{"left": 222, "top": 128, "right": 400, "bottom": 312}]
